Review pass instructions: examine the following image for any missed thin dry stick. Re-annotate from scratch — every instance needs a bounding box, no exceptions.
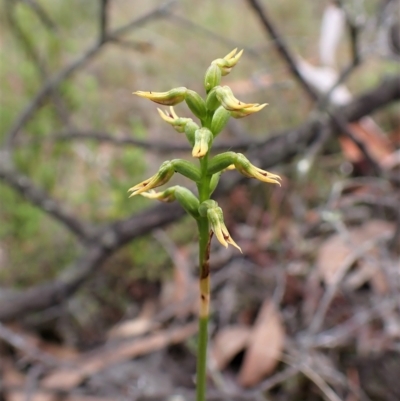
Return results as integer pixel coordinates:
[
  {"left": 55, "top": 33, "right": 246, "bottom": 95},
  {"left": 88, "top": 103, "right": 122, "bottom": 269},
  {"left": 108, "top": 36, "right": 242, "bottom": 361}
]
[
  {"left": 0, "top": 322, "right": 61, "bottom": 367},
  {"left": 6, "top": 1, "right": 71, "bottom": 128}
]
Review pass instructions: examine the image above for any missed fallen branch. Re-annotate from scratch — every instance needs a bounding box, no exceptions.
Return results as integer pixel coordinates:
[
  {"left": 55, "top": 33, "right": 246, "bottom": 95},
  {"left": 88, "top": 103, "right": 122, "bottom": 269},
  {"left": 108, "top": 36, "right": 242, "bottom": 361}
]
[{"left": 0, "top": 151, "right": 94, "bottom": 240}]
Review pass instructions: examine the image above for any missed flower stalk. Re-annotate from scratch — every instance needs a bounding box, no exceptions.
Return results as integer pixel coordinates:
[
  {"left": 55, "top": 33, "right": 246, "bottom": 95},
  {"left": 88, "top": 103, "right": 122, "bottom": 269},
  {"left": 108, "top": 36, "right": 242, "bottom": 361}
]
[{"left": 129, "top": 49, "right": 281, "bottom": 401}]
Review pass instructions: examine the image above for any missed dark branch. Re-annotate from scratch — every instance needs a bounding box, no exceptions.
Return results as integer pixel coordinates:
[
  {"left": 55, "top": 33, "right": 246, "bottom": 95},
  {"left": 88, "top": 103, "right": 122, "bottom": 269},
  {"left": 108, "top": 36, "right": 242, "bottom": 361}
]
[
  {"left": 0, "top": 202, "right": 184, "bottom": 321},
  {"left": 21, "top": 0, "right": 57, "bottom": 32},
  {"left": 246, "top": 0, "right": 318, "bottom": 100},
  {"left": 251, "top": 74, "right": 400, "bottom": 170},
  {"left": 6, "top": 0, "right": 71, "bottom": 127},
  {"left": 0, "top": 152, "right": 94, "bottom": 241},
  {"left": 335, "top": 0, "right": 361, "bottom": 64},
  {"left": 48, "top": 130, "right": 256, "bottom": 153},
  {"left": 99, "top": 0, "right": 109, "bottom": 43}
]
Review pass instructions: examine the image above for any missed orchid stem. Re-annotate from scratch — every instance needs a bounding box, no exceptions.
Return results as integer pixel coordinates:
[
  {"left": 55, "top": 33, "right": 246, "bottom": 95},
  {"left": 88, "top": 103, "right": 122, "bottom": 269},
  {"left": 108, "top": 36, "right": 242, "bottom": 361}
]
[{"left": 196, "top": 156, "right": 211, "bottom": 401}]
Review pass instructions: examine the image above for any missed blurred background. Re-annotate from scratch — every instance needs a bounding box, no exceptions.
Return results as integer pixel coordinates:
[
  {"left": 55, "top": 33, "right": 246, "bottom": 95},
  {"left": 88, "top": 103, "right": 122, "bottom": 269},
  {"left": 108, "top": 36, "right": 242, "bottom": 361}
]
[{"left": 0, "top": 0, "right": 399, "bottom": 400}]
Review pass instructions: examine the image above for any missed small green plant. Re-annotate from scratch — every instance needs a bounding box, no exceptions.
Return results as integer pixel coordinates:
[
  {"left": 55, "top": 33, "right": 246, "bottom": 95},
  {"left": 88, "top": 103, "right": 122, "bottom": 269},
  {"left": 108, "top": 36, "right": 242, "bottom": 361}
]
[{"left": 129, "top": 49, "right": 281, "bottom": 401}]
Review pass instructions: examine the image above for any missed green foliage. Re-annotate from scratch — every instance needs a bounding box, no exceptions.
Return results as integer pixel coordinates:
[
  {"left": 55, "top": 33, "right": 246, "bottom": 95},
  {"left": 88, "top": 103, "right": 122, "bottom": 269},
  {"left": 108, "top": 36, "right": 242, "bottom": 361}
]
[{"left": 0, "top": 185, "right": 78, "bottom": 287}]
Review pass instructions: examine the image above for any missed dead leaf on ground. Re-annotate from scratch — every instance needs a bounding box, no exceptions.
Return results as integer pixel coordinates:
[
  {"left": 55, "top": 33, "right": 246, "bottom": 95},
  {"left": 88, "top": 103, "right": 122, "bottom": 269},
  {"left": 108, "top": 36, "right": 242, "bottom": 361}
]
[
  {"left": 1, "top": 359, "right": 24, "bottom": 387},
  {"left": 211, "top": 325, "right": 251, "bottom": 370},
  {"left": 63, "top": 397, "right": 116, "bottom": 401},
  {"left": 317, "top": 219, "right": 393, "bottom": 292},
  {"left": 5, "top": 392, "right": 56, "bottom": 401},
  {"left": 238, "top": 299, "right": 285, "bottom": 387},
  {"left": 107, "top": 299, "right": 156, "bottom": 339},
  {"left": 2, "top": 362, "right": 55, "bottom": 401},
  {"left": 340, "top": 117, "right": 394, "bottom": 167},
  {"left": 41, "top": 322, "right": 197, "bottom": 391}
]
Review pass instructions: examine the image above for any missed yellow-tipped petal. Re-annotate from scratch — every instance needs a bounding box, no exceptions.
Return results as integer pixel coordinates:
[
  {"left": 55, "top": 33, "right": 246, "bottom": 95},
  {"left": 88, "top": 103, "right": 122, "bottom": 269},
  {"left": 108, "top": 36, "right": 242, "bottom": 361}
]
[
  {"left": 215, "top": 86, "right": 256, "bottom": 111},
  {"left": 212, "top": 49, "right": 244, "bottom": 76},
  {"left": 192, "top": 128, "right": 213, "bottom": 159},
  {"left": 206, "top": 205, "right": 242, "bottom": 252},
  {"left": 232, "top": 153, "right": 282, "bottom": 186},
  {"left": 128, "top": 161, "right": 175, "bottom": 197},
  {"left": 230, "top": 103, "right": 268, "bottom": 118},
  {"left": 225, "top": 231, "right": 242, "bottom": 253},
  {"left": 157, "top": 107, "right": 193, "bottom": 133},
  {"left": 134, "top": 87, "right": 187, "bottom": 105},
  {"left": 223, "top": 48, "right": 238, "bottom": 60},
  {"left": 157, "top": 108, "right": 174, "bottom": 124},
  {"left": 140, "top": 188, "right": 176, "bottom": 202},
  {"left": 170, "top": 106, "right": 179, "bottom": 119}
]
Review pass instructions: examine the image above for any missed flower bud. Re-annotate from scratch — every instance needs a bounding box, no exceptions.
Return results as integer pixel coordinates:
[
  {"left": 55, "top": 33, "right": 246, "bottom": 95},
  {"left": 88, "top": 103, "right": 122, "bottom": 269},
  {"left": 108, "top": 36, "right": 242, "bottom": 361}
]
[
  {"left": 192, "top": 128, "right": 213, "bottom": 158},
  {"left": 157, "top": 107, "right": 193, "bottom": 133},
  {"left": 199, "top": 200, "right": 242, "bottom": 252},
  {"left": 210, "top": 106, "right": 231, "bottom": 136},
  {"left": 233, "top": 153, "right": 281, "bottom": 185},
  {"left": 128, "top": 160, "right": 175, "bottom": 197},
  {"left": 141, "top": 187, "right": 177, "bottom": 202},
  {"left": 211, "top": 48, "right": 243, "bottom": 76},
  {"left": 134, "top": 87, "right": 187, "bottom": 106},
  {"left": 230, "top": 103, "right": 268, "bottom": 118},
  {"left": 185, "top": 90, "right": 207, "bottom": 120},
  {"left": 141, "top": 186, "right": 200, "bottom": 219},
  {"left": 204, "top": 64, "right": 221, "bottom": 93},
  {"left": 198, "top": 199, "right": 218, "bottom": 217},
  {"left": 215, "top": 86, "right": 256, "bottom": 111}
]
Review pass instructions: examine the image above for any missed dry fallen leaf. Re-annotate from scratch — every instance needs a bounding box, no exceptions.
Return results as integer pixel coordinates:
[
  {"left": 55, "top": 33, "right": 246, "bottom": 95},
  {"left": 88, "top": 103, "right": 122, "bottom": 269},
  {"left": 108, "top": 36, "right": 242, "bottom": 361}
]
[
  {"left": 41, "top": 322, "right": 197, "bottom": 391},
  {"left": 211, "top": 325, "right": 251, "bottom": 370},
  {"left": 5, "top": 392, "right": 56, "bottom": 401},
  {"left": 340, "top": 117, "right": 394, "bottom": 167},
  {"left": 107, "top": 299, "right": 156, "bottom": 339},
  {"left": 317, "top": 220, "right": 393, "bottom": 290},
  {"left": 238, "top": 299, "right": 285, "bottom": 387}
]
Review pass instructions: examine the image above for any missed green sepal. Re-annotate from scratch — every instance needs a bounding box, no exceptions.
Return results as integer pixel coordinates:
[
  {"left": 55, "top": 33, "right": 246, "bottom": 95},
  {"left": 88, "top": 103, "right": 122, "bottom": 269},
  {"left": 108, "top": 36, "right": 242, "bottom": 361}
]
[
  {"left": 198, "top": 199, "right": 218, "bottom": 217},
  {"left": 184, "top": 121, "right": 200, "bottom": 146},
  {"left": 209, "top": 172, "right": 222, "bottom": 196},
  {"left": 210, "top": 106, "right": 231, "bottom": 136},
  {"left": 207, "top": 152, "right": 237, "bottom": 175},
  {"left": 185, "top": 90, "right": 207, "bottom": 120},
  {"left": 205, "top": 87, "right": 221, "bottom": 111},
  {"left": 171, "top": 159, "right": 201, "bottom": 182},
  {"left": 174, "top": 186, "right": 200, "bottom": 219},
  {"left": 204, "top": 64, "right": 221, "bottom": 93}
]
